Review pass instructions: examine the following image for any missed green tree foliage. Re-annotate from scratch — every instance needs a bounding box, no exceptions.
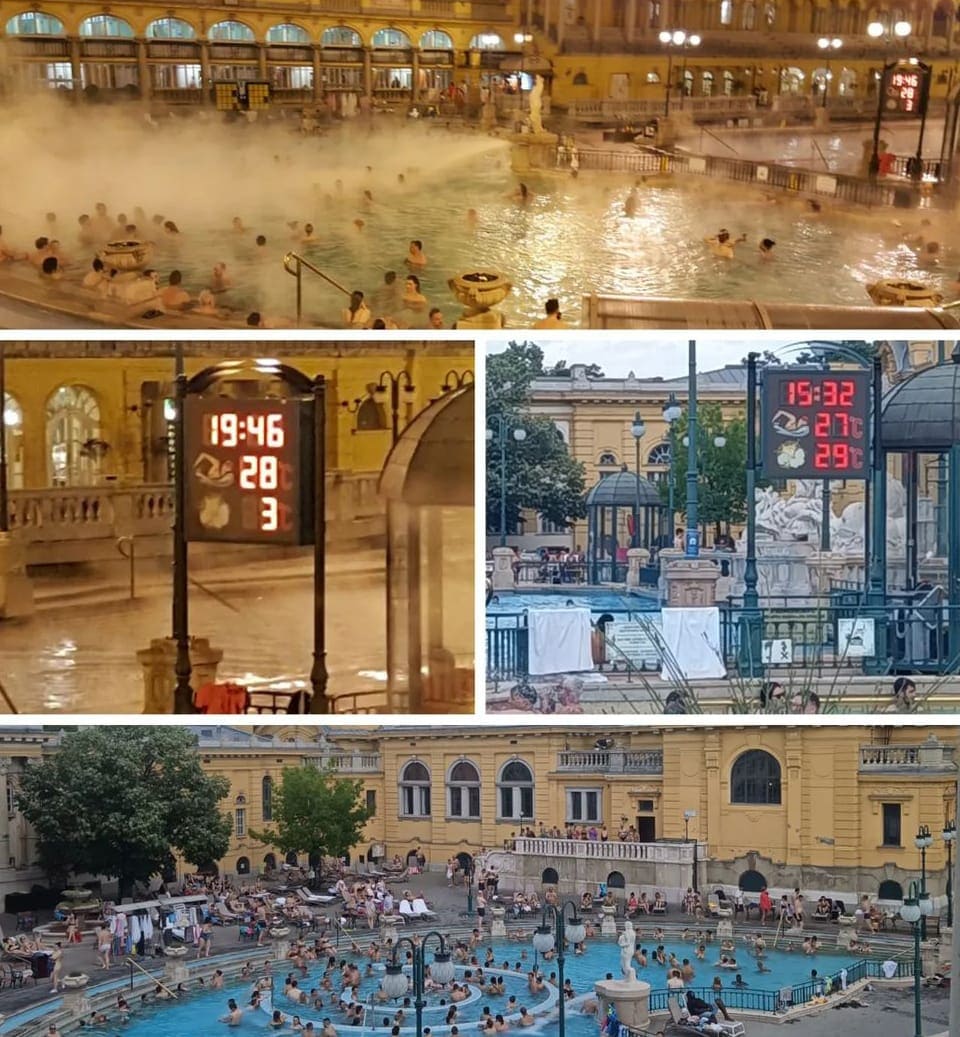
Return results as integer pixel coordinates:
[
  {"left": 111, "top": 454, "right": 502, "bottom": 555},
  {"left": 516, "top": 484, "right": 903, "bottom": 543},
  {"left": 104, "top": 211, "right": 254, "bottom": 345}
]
[
  {"left": 250, "top": 766, "right": 371, "bottom": 866},
  {"left": 486, "top": 341, "right": 588, "bottom": 533},
  {"left": 661, "top": 403, "right": 750, "bottom": 533},
  {"left": 16, "top": 727, "right": 231, "bottom": 897}
]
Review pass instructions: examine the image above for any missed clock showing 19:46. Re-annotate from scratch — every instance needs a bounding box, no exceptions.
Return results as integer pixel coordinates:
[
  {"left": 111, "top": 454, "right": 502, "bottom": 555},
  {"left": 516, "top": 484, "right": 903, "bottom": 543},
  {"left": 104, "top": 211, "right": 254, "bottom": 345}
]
[{"left": 184, "top": 396, "right": 315, "bottom": 545}]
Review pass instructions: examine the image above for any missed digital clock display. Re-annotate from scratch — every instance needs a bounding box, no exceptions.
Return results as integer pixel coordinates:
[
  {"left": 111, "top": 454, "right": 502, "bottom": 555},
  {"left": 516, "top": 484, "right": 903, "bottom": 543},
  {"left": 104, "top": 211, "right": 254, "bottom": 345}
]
[
  {"left": 184, "top": 397, "right": 315, "bottom": 545},
  {"left": 883, "top": 62, "right": 930, "bottom": 117},
  {"left": 760, "top": 370, "right": 870, "bottom": 480}
]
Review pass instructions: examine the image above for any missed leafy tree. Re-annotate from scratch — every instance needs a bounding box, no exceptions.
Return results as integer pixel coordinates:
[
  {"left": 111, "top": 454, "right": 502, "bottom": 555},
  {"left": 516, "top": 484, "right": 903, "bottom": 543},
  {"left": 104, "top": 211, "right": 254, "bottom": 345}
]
[
  {"left": 16, "top": 727, "right": 231, "bottom": 897},
  {"left": 660, "top": 403, "right": 751, "bottom": 536},
  {"left": 487, "top": 341, "right": 588, "bottom": 533},
  {"left": 250, "top": 766, "right": 371, "bottom": 868}
]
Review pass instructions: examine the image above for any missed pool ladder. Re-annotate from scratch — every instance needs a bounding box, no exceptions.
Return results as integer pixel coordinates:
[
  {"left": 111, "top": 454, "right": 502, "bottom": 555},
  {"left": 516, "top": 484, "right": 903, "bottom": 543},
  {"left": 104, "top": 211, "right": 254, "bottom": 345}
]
[{"left": 282, "top": 251, "right": 351, "bottom": 327}]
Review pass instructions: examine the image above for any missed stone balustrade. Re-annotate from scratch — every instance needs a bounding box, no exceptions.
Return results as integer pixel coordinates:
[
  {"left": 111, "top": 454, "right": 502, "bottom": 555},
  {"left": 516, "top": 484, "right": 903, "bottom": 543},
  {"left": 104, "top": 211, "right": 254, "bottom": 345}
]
[
  {"left": 513, "top": 836, "right": 704, "bottom": 864},
  {"left": 859, "top": 740, "right": 954, "bottom": 772},
  {"left": 556, "top": 749, "right": 663, "bottom": 774}
]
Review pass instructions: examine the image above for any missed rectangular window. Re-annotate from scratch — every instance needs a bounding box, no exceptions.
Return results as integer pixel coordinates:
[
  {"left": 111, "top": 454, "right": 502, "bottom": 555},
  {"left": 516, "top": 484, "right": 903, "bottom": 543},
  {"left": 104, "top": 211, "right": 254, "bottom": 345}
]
[
  {"left": 402, "top": 786, "right": 430, "bottom": 818},
  {"left": 235, "top": 807, "right": 246, "bottom": 838},
  {"left": 6, "top": 784, "right": 16, "bottom": 817},
  {"left": 366, "top": 789, "right": 376, "bottom": 816},
  {"left": 637, "top": 799, "right": 655, "bottom": 812},
  {"left": 882, "top": 803, "right": 901, "bottom": 847},
  {"left": 449, "top": 786, "right": 481, "bottom": 819},
  {"left": 566, "top": 788, "right": 602, "bottom": 823}
]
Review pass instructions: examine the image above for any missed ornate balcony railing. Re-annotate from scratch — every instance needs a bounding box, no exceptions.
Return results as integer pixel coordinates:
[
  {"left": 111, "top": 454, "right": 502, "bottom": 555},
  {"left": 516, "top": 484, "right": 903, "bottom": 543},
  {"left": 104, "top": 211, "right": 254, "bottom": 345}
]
[
  {"left": 513, "top": 836, "right": 705, "bottom": 863},
  {"left": 556, "top": 749, "right": 663, "bottom": 774},
  {"left": 859, "top": 742, "right": 955, "bottom": 771}
]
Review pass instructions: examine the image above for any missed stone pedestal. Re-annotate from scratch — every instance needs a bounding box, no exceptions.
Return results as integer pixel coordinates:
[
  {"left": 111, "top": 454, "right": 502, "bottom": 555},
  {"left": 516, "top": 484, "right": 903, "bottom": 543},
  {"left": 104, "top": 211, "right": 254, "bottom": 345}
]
[
  {"left": 937, "top": 926, "right": 952, "bottom": 970},
  {"left": 490, "top": 905, "right": 506, "bottom": 938},
  {"left": 0, "top": 532, "right": 34, "bottom": 619},
  {"left": 626, "top": 548, "right": 650, "bottom": 589},
  {"left": 813, "top": 106, "right": 830, "bottom": 128},
  {"left": 62, "top": 984, "right": 92, "bottom": 1019},
  {"left": 491, "top": 547, "right": 516, "bottom": 590},
  {"left": 380, "top": 915, "right": 399, "bottom": 945},
  {"left": 837, "top": 916, "right": 856, "bottom": 949},
  {"left": 509, "top": 131, "right": 560, "bottom": 174},
  {"left": 918, "top": 734, "right": 945, "bottom": 767},
  {"left": 595, "top": 977, "right": 651, "bottom": 1031},
  {"left": 164, "top": 961, "right": 190, "bottom": 985},
  {"left": 136, "top": 636, "right": 223, "bottom": 714},
  {"left": 921, "top": 938, "right": 938, "bottom": 978},
  {"left": 717, "top": 920, "right": 733, "bottom": 941},
  {"left": 600, "top": 905, "right": 617, "bottom": 936},
  {"left": 273, "top": 937, "right": 291, "bottom": 961},
  {"left": 663, "top": 557, "right": 721, "bottom": 607}
]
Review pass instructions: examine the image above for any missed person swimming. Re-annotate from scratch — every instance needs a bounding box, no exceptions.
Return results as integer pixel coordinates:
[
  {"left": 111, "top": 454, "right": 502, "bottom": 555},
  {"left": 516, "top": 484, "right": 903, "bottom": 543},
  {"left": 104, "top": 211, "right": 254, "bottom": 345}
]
[
  {"left": 759, "top": 237, "right": 776, "bottom": 259},
  {"left": 624, "top": 184, "right": 640, "bottom": 216},
  {"left": 705, "top": 228, "right": 746, "bottom": 258}
]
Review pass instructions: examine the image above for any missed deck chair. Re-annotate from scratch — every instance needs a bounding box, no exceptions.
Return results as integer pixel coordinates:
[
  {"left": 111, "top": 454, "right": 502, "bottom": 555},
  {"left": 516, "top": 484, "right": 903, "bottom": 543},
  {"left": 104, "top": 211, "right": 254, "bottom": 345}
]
[
  {"left": 666, "top": 999, "right": 722, "bottom": 1035},
  {"left": 298, "top": 887, "right": 336, "bottom": 905},
  {"left": 411, "top": 897, "right": 438, "bottom": 919}
]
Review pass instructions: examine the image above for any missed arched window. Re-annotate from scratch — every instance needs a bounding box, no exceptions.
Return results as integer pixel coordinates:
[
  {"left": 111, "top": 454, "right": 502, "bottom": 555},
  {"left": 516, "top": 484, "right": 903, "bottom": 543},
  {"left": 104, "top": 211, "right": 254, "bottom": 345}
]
[
  {"left": 262, "top": 775, "right": 273, "bottom": 822},
  {"left": 421, "top": 29, "right": 453, "bottom": 49},
  {"left": 264, "top": 852, "right": 277, "bottom": 870},
  {"left": 730, "top": 750, "right": 782, "bottom": 805},
  {"left": 469, "top": 32, "right": 504, "bottom": 49},
  {"left": 46, "top": 385, "right": 102, "bottom": 487},
  {"left": 763, "top": 1, "right": 776, "bottom": 27},
  {"left": 447, "top": 759, "right": 480, "bottom": 820},
  {"left": 3, "top": 393, "right": 24, "bottom": 491},
  {"left": 146, "top": 17, "right": 196, "bottom": 39},
  {"left": 701, "top": 70, "right": 715, "bottom": 96},
  {"left": 878, "top": 879, "right": 903, "bottom": 900},
  {"left": 400, "top": 760, "right": 431, "bottom": 817},
  {"left": 373, "top": 27, "right": 410, "bottom": 47},
  {"left": 79, "top": 15, "right": 134, "bottom": 37},
  {"left": 236, "top": 856, "right": 250, "bottom": 875},
  {"left": 720, "top": 0, "right": 733, "bottom": 24},
  {"left": 498, "top": 759, "right": 534, "bottom": 821},
  {"left": 742, "top": 2, "right": 756, "bottom": 28},
  {"left": 646, "top": 71, "right": 661, "bottom": 84},
  {"left": 5, "top": 11, "right": 64, "bottom": 34},
  {"left": 607, "top": 871, "right": 626, "bottom": 889},
  {"left": 267, "top": 23, "right": 309, "bottom": 44},
  {"left": 542, "top": 867, "right": 559, "bottom": 885},
  {"left": 321, "top": 26, "right": 362, "bottom": 47},
  {"left": 598, "top": 452, "right": 619, "bottom": 466},
  {"left": 356, "top": 398, "right": 386, "bottom": 431},
  {"left": 234, "top": 794, "right": 247, "bottom": 837},
  {"left": 723, "top": 70, "right": 736, "bottom": 95},
  {"left": 572, "top": 71, "right": 589, "bottom": 85},
  {"left": 647, "top": 443, "right": 671, "bottom": 466},
  {"left": 209, "top": 20, "right": 255, "bottom": 41},
  {"left": 738, "top": 869, "right": 767, "bottom": 892},
  {"left": 285, "top": 850, "right": 299, "bottom": 866}
]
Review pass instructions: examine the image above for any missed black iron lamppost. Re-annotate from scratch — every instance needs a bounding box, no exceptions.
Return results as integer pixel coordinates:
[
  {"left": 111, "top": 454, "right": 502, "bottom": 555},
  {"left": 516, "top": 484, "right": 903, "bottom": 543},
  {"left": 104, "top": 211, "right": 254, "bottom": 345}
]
[
  {"left": 375, "top": 370, "right": 415, "bottom": 445},
  {"left": 630, "top": 411, "right": 646, "bottom": 547},
  {"left": 943, "top": 820, "right": 956, "bottom": 928},
  {"left": 916, "top": 823, "right": 933, "bottom": 939},
  {"left": 486, "top": 416, "right": 527, "bottom": 548},
  {"left": 684, "top": 809, "right": 698, "bottom": 892},
  {"left": 900, "top": 880, "right": 936, "bottom": 1037},
  {"left": 816, "top": 37, "right": 842, "bottom": 108},
  {"left": 532, "top": 901, "right": 587, "bottom": 1037},
  {"left": 662, "top": 393, "right": 682, "bottom": 533},
  {"left": 658, "top": 30, "right": 700, "bottom": 116},
  {"left": 442, "top": 369, "right": 474, "bottom": 392},
  {"left": 867, "top": 18, "right": 912, "bottom": 178},
  {"left": 382, "top": 934, "right": 456, "bottom": 1037}
]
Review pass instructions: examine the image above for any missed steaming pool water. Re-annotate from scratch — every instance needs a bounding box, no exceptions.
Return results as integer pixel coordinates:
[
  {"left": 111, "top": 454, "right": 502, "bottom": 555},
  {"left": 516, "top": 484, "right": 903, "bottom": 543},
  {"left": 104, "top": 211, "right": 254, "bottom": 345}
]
[
  {"left": 0, "top": 107, "right": 955, "bottom": 328},
  {"left": 68, "top": 936, "right": 874, "bottom": 1037}
]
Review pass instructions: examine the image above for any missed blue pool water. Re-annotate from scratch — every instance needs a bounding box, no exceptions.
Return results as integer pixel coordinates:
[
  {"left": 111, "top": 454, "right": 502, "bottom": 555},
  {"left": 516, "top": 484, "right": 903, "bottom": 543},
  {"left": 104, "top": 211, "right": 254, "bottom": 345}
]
[
  {"left": 76, "top": 935, "right": 872, "bottom": 1037},
  {"left": 486, "top": 591, "right": 659, "bottom": 617}
]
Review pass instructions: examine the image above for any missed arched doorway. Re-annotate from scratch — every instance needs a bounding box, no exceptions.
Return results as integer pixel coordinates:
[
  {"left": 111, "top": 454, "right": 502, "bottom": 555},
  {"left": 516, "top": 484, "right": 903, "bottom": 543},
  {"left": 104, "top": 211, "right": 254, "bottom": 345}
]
[
  {"left": 607, "top": 871, "right": 626, "bottom": 889},
  {"left": 237, "top": 856, "right": 251, "bottom": 875},
  {"left": 878, "top": 879, "right": 903, "bottom": 900},
  {"left": 738, "top": 869, "right": 767, "bottom": 892},
  {"left": 264, "top": 852, "right": 277, "bottom": 871},
  {"left": 46, "top": 385, "right": 103, "bottom": 486},
  {"left": 542, "top": 867, "right": 559, "bottom": 885},
  {"left": 3, "top": 393, "right": 23, "bottom": 490}
]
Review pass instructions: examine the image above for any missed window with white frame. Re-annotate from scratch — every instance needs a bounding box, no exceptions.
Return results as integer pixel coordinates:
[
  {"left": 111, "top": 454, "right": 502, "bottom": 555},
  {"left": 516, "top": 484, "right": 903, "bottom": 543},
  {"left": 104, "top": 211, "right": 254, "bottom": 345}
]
[
  {"left": 447, "top": 760, "right": 481, "bottom": 819},
  {"left": 400, "top": 760, "right": 431, "bottom": 817},
  {"left": 566, "top": 788, "right": 602, "bottom": 823},
  {"left": 498, "top": 760, "right": 534, "bottom": 820}
]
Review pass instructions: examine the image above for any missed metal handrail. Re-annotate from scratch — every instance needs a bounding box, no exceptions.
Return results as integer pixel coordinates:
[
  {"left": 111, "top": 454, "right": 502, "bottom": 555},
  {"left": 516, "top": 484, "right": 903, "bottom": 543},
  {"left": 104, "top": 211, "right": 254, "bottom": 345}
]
[{"left": 282, "top": 251, "right": 351, "bottom": 327}]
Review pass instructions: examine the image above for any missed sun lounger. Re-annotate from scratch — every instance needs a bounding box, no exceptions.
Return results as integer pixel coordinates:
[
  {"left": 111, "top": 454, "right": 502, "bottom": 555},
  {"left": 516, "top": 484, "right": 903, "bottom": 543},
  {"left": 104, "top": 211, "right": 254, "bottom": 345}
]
[
  {"left": 298, "top": 887, "right": 336, "bottom": 905},
  {"left": 411, "top": 897, "right": 438, "bottom": 918}
]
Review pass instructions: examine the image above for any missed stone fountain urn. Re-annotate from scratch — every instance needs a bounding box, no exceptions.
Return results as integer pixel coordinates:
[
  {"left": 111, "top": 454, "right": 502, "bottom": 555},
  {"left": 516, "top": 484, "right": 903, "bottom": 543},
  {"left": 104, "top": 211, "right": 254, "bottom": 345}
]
[
  {"left": 164, "top": 945, "right": 188, "bottom": 958},
  {"left": 97, "top": 240, "right": 154, "bottom": 273},
  {"left": 62, "top": 972, "right": 89, "bottom": 989},
  {"left": 448, "top": 271, "right": 511, "bottom": 330},
  {"left": 269, "top": 926, "right": 290, "bottom": 939}
]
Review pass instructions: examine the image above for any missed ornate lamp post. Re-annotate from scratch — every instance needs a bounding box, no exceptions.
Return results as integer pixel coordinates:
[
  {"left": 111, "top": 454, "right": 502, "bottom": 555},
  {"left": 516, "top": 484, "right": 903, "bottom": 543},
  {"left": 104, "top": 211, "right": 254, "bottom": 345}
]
[
  {"left": 944, "top": 820, "right": 956, "bottom": 928},
  {"left": 916, "top": 823, "right": 933, "bottom": 939},
  {"left": 382, "top": 934, "right": 456, "bottom": 1037},
  {"left": 816, "top": 37, "right": 842, "bottom": 108},
  {"left": 532, "top": 901, "right": 587, "bottom": 1037},
  {"left": 630, "top": 411, "right": 646, "bottom": 547},
  {"left": 901, "top": 881, "right": 937, "bottom": 1037},
  {"left": 658, "top": 30, "right": 700, "bottom": 116},
  {"left": 442, "top": 370, "right": 474, "bottom": 393},
  {"left": 662, "top": 393, "right": 682, "bottom": 534},
  {"left": 684, "top": 809, "right": 698, "bottom": 892},
  {"left": 514, "top": 30, "right": 533, "bottom": 109},
  {"left": 681, "top": 431, "right": 726, "bottom": 545},
  {"left": 867, "top": 19, "right": 912, "bottom": 178},
  {"left": 375, "top": 370, "right": 416, "bottom": 445},
  {"left": 486, "top": 416, "right": 527, "bottom": 547}
]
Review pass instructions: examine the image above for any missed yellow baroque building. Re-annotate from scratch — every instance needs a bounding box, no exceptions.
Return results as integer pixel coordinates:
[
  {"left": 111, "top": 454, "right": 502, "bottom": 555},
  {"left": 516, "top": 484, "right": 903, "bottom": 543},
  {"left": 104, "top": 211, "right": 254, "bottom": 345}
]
[{"left": 196, "top": 723, "right": 957, "bottom": 904}]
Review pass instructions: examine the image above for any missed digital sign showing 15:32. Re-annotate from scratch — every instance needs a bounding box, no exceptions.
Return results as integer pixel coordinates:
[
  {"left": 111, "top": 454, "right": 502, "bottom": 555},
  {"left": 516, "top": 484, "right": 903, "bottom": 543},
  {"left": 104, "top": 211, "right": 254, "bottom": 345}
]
[{"left": 184, "top": 397, "right": 314, "bottom": 545}]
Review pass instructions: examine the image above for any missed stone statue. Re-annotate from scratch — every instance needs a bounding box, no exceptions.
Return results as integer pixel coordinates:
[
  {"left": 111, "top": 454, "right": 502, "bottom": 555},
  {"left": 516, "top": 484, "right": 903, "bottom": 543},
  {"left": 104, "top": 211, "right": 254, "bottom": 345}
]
[
  {"left": 618, "top": 919, "right": 637, "bottom": 981},
  {"left": 528, "top": 74, "right": 545, "bottom": 135}
]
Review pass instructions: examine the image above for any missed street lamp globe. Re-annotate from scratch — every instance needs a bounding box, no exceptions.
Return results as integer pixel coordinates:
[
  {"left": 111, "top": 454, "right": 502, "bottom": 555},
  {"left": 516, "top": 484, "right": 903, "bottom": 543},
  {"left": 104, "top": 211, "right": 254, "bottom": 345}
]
[
  {"left": 513, "top": 427, "right": 527, "bottom": 443},
  {"left": 631, "top": 412, "right": 646, "bottom": 440},
  {"left": 688, "top": 34, "right": 701, "bottom": 46},
  {"left": 682, "top": 435, "right": 690, "bottom": 447},
  {"left": 713, "top": 435, "right": 727, "bottom": 448},
  {"left": 663, "top": 395, "right": 682, "bottom": 423},
  {"left": 565, "top": 915, "right": 587, "bottom": 945},
  {"left": 658, "top": 30, "right": 672, "bottom": 43},
  {"left": 919, "top": 891, "right": 936, "bottom": 917},
  {"left": 532, "top": 924, "right": 555, "bottom": 954},
  {"left": 867, "top": 21, "right": 884, "bottom": 37},
  {"left": 915, "top": 825, "right": 933, "bottom": 850},
  {"left": 943, "top": 821, "right": 957, "bottom": 844},
  {"left": 485, "top": 428, "right": 494, "bottom": 441},
  {"left": 894, "top": 20, "right": 912, "bottom": 36},
  {"left": 431, "top": 952, "right": 457, "bottom": 986},
  {"left": 382, "top": 964, "right": 409, "bottom": 1000},
  {"left": 672, "top": 30, "right": 686, "bottom": 45},
  {"left": 900, "top": 896, "right": 921, "bottom": 925}
]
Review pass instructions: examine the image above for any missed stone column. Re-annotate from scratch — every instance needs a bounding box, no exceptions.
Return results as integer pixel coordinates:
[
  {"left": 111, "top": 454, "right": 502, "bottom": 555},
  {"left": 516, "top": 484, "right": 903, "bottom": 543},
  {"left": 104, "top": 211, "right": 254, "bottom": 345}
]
[
  {"left": 363, "top": 47, "right": 373, "bottom": 105},
  {"left": 272, "top": 934, "right": 291, "bottom": 961},
  {"left": 380, "top": 915, "right": 399, "bottom": 945},
  {"left": 136, "top": 40, "right": 152, "bottom": 104},
  {"left": 312, "top": 47, "right": 323, "bottom": 102},
  {"left": 164, "top": 958, "right": 190, "bottom": 986},
  {"left": 490, "top": 905, "right": 507, "bottom": 937},
  {"left": 600, "top": 905, "right": 617, "bottom": 936},
  {"left": 592, "top": 0, "right": 602, "bottom": 44},
  {"left": 491, "top": 547, "right": 516, "bottom": 590},
  {"left": 595, "top": 977, "right": 651, "bottom": 1031},
  {"left": 69, "top": 38, "right": 82, "bottom": 93},
  {"left": 662, "top": 557, "right": 720, "bottom": 606},
  {"left": 626, "top": 0, "right": 637, "bottom": 44},
  {"left": 411, "top": 48, "right": 420, "bottom": 103},
  {"left": 921, "top": 938, "right": 938, "bottom": 978},
  {"left": 626, "top": 547, "right": 650, "bottom": 588},
  {"left": 257, "top": 43, "right": 268, "bottom": 81},
  {"left": 61, "top": 978, "right": 91, "bottom": 1020},
  {"left": 136, "top": 637, "right": 223, "bottom": 714},
  {"left": 200, "top": 41, "right": 212, "bottom": 104},
  {"left": 0, "top": 532, "right": 33, "bottom": 619}
]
